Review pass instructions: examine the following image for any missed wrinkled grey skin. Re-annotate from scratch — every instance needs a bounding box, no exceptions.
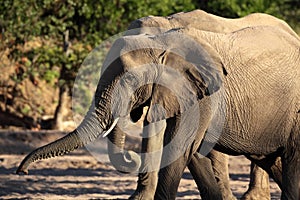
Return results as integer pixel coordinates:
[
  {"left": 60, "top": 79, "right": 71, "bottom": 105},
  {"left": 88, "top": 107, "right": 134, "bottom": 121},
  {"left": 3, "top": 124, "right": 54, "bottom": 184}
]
[
  {"left": 127, "top": 10, "right": 299, "bottom": 200},
  {"left": 16, "top": 12, "right": 299, "bottom": 200},
  {"left": 148, "top": 27, "right": 299, "bottom": 200}
]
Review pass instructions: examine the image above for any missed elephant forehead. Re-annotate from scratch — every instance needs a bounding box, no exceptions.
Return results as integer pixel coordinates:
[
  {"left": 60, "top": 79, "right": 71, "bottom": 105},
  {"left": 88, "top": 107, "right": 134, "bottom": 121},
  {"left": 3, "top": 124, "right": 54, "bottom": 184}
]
[
  {"left": 120, "top": 34, "right": 165, "bottom": 53},
  {"left": 110, "top": 29, "right": 219, "bottom": 73},
  {"left": 102, "top": 35, "right": 163, "bottom": 71},
  {"left": 121, "top": 30, "right": 205, "bottom": 56},
  {"left": 113, "top": 36, "right": 163, "bottom": 68},
  {"left": 119, "top": 49, "right": 166, "bottom": 72},
  {"left": 121, "top": 29, "right": 205, "bottom": 51}
]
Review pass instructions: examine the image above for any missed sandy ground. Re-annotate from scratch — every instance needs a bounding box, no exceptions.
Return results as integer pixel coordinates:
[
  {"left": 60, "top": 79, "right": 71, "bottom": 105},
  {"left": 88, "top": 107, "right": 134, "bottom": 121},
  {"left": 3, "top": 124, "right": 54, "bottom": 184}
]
[{"left": 0, "top": 130, "right": 281, "bottom": 199}]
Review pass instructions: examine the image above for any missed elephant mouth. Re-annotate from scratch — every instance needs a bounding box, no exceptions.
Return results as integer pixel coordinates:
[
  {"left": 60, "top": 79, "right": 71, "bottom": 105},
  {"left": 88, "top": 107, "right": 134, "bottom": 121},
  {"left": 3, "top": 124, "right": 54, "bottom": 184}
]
[{"left": 102, "top": 117, "right": 119, "bottom": 137}]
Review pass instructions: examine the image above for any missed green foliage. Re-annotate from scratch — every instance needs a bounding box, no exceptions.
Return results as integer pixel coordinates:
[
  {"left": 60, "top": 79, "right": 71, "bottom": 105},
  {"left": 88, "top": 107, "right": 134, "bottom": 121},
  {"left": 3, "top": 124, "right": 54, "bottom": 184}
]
[
  {"left": 201, "top": 0, "right": 282, "bottom": 17},
  {"left": 21, "top": 104, "right": 31, "bottom": 115}
]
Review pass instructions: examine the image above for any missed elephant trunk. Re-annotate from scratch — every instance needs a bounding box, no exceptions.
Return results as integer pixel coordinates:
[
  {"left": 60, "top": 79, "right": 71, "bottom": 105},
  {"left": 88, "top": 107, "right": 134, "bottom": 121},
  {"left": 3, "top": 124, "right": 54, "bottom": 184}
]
[
  {"left": 107, "top": 125, "right": 141, "bottom": 173},
  {"left": 16, "top": 108, "right": 112, "bottom": 175},
  {"left": 16, "top": 81, "right": 142, "bottom": 174},
  {"left": 16, "top": 130, "right": 84, "bottom": 174}
]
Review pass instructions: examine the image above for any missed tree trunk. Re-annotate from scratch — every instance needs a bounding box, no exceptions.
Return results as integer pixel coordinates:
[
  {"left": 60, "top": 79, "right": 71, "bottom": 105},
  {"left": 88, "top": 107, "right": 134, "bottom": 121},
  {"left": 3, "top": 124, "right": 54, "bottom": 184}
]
[{"left": 52, "top": 30, "right": 72, "bottom": 130}]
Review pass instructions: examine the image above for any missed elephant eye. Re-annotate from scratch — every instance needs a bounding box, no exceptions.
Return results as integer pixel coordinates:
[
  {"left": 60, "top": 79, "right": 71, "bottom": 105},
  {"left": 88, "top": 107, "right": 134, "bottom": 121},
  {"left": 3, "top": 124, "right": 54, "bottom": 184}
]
[
  {"left": 124, "top": 73, "right": 134, "bottom": 82},
  {"left": 122, "top": 72, "right": 139, "bottom": 87}
]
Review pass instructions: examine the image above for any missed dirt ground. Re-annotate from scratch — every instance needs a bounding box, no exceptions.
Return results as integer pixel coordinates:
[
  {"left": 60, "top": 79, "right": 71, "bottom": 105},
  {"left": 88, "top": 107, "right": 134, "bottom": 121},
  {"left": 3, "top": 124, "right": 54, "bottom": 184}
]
[{"left": 0, "top": 130, "right": 281, "bottom": 199}]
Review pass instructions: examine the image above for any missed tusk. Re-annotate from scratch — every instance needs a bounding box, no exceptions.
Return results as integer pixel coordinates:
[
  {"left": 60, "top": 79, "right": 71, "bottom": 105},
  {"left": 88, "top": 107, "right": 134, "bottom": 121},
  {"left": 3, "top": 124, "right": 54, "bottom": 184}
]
[{"left": 102, "top": 117, "right": 119, "bottom": 137}]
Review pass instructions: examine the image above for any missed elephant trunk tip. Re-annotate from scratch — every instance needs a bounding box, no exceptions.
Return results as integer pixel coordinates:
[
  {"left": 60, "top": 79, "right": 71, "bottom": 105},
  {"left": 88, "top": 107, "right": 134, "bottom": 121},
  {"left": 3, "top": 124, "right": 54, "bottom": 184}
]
[
  {"left": 16, "top": 153, "right": 33, "bottom": 175},
  {"left": 110, "top": 150, "right": 141, "bottom": 174},
  {"left": 16, "top": 165, "right": 29, "bottom": 175}
]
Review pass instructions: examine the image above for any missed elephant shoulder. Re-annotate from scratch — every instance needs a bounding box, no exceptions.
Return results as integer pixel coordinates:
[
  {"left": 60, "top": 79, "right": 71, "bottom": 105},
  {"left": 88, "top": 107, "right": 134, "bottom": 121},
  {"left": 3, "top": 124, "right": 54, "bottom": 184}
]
[
  {"left": 239, "top": 13, "right": 299, "bottom": 39},
  {"left": 227, "top": 26, "right": 300, "bottom": 53}
]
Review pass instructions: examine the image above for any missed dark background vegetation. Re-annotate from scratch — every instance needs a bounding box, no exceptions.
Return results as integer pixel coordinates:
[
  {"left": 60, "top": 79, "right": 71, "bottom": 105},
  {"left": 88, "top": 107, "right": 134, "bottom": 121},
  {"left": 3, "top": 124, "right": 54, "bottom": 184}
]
[{"left": 0, "top": 0, "right": 299, "bottom": 130}]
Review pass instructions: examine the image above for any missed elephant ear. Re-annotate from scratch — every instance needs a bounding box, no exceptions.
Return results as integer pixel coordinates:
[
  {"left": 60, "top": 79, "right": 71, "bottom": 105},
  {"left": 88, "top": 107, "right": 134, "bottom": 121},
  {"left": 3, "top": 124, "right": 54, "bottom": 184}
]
[{"left": 146, "top": 30, "right": 226, "bottom": 123}]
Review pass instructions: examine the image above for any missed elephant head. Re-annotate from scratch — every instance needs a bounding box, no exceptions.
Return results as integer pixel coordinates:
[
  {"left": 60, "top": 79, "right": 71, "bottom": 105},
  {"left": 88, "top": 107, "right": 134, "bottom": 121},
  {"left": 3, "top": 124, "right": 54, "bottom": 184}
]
[{"left": 16, "top": 28, "right": 226, "bottom": 175}]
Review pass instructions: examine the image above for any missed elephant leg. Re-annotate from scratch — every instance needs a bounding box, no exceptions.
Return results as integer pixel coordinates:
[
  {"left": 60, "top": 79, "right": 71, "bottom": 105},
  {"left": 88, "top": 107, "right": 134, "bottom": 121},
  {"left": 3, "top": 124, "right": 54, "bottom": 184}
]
[
  {"left": 281, "top": 137, "right": 300, "bottom": 200},
  {"left": 154, "top": 151, "right": 190, "bottom": 199},
  {"left": 154, "top": 114, "right": 224, "bottom": 200},
  {"left": 241, "top": 162, "right": 270, "bottom": 200},
  {"left": 154, "top": 148, "right": 223, "bottom": 200},
  {"left": 130, "top": 172, "right": 158, "bottom": 200},
  {"left": 280, "top": 118, "right": 300, "bottom": 200},
  {"left": 153, "top": 116, "right": 192, "bottom": 200},
  {"left": 188, "top": 152, "right": 223, "bottom": 200},
  {"left": 208, "top": 150, "right": 236, "bottom": 200},
  {"left": 130, "top": 120, "right": 166, "bottom": 200},
  {"left": 247, "top": 155, "right": 282, "bottom": 189}
]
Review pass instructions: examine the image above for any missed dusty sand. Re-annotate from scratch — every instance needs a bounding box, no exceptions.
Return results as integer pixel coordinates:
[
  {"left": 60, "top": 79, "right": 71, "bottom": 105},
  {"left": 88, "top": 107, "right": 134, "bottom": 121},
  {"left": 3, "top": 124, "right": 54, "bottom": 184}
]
[{"left": 0, "top": 130, "right": 281, "bottom": 199}]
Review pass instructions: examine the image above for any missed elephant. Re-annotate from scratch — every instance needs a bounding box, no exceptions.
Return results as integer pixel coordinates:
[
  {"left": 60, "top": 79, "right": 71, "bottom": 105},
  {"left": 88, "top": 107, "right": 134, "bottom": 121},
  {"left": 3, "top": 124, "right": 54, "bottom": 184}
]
[
  {"left": 125, "top": 10, "right": 299, "bottom": 200},
  {"left": 17, "top": 13, "right": 299, "bottom": 200},
  {"left": 127, "top": 9, "right": 298, "bottom": 39},
  {"left": 142, "top": 27, "right": 298, "bottom": 200}
]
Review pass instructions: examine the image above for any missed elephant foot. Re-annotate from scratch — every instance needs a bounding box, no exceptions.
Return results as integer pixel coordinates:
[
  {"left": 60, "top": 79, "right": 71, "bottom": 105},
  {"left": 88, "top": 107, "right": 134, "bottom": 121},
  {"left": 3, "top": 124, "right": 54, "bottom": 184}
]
[
  {"left": 216, "top": 177, "right": 236, "bottom": 200},
  {"left": 220, "top": 189, "right": 236, "bottom": 200},
  {"left": 129, "top": 172, "right": 157, "bottom": 200},
  {"left": 240, "top": 188, "right": 270, "bottom": 200},
  {"left": 129, "top": 185, "right": 155, "bottom": 200}
]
